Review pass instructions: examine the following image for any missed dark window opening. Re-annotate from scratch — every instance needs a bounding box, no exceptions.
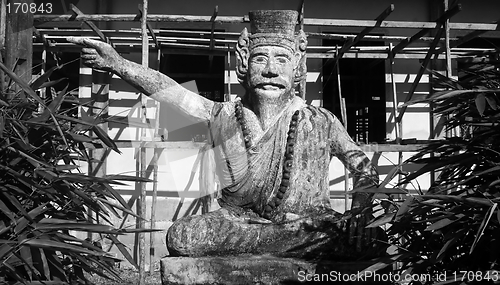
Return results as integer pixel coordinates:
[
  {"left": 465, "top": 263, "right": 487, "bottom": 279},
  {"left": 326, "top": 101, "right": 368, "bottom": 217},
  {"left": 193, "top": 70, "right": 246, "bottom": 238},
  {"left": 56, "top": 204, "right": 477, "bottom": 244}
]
[
  {"left": 159, "top": 32, "right": 225, "bottom": 141},
  {"left": 322, "top": 38, "right": 386, "bottom": 144}
]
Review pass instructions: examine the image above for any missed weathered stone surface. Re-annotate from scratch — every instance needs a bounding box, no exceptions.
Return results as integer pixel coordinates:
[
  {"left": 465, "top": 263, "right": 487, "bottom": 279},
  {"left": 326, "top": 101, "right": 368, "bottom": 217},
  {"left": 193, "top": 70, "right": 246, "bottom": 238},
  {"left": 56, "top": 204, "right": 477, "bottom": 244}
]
[
  {"left": 160, "top": 255, "right": 315, "bottom": 285},
  {"left": 161, "top": 256, "right": 392, "bottom": 285}
]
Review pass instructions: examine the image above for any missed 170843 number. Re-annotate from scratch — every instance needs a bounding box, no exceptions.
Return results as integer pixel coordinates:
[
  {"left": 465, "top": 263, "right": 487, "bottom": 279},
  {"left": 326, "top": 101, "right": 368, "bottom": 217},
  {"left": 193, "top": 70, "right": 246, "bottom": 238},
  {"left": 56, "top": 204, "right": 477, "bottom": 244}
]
[{"left": 6, "top": 2, "right": 53, "bottom": 14}]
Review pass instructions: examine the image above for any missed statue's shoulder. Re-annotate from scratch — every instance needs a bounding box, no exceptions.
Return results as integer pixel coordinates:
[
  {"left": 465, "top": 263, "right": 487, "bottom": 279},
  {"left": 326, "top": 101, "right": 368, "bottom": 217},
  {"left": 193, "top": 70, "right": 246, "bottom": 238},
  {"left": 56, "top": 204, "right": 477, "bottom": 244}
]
[
  {"left": 302, "top": 104, "right": 339, "bottom": 123},
  {"left": 211, "top": 101, "right": 237, "bottom": 120}
]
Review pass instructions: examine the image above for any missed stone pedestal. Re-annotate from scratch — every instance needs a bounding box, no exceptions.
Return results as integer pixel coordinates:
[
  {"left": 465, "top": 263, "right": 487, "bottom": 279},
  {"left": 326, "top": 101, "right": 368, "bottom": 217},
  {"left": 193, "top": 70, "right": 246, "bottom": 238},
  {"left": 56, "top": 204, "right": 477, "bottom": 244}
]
[
  {"left": 161, "top": 255, "right": 315, "bottom": 285},
  {"left": 161, "top": 255, "right": 391, "bottom": 285}
]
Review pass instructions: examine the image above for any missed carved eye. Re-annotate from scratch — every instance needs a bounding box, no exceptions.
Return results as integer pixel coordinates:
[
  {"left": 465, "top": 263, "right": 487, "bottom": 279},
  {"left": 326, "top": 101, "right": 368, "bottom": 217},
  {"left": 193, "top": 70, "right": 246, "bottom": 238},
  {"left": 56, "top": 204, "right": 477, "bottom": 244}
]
[
  {"left": 252, "top": 55, "right": 268, "bottom": 64},
  {"left": 275, "top": 56, "right": 289, "bottom": 65}
]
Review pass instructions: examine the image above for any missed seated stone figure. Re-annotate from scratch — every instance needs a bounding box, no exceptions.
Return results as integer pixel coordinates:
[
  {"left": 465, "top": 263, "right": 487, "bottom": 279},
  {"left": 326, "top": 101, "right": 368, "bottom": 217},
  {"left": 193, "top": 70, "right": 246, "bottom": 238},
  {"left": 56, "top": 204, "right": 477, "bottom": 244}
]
[{"left": 69, "top": 10, "right": 384, "bottom": 261}]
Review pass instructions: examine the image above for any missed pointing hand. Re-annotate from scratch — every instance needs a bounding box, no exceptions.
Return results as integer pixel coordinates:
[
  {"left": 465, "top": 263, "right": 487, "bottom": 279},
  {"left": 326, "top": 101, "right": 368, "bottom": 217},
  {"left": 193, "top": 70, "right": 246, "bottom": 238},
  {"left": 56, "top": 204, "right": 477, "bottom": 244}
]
[{"left": 67, "top": 37, "right": 121, "bottom": 72}]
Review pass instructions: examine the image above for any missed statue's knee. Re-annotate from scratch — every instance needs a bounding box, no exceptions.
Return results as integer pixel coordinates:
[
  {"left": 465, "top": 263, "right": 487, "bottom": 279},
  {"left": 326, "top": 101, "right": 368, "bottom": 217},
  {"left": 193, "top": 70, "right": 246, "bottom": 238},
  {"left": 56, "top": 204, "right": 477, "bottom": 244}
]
[
  {"left": 166, "top": 216, "right": 210, "bottom": 256},
  {"left": 166, "top": 220, "right": 188, "bottom": 256}
]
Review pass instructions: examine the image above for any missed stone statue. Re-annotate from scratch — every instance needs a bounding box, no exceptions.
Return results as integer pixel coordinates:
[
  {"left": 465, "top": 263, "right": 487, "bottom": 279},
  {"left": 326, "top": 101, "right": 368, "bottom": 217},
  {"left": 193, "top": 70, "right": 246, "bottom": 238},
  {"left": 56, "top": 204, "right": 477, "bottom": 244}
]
[{"left": 69, "top": 10, "right": 385, "bottom": 261}]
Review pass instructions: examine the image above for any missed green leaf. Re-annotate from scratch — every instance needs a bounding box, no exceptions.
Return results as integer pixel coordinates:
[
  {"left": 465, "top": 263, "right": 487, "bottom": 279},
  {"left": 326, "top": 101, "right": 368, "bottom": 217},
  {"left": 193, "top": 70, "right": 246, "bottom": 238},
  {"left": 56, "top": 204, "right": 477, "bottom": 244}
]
[
  {"left": 366, "top": 212, "right": 395, "bottom": 228},
  {"left": 117, "top": 228, "right": 163, "bottom": 233},
  {"left": 425, "top": 217, "right": 457, "bottom": 231},
  {"left": 475, "top": 93, "right": 486, "bottom": 116},
  {"left": 1, "top": 191, "right": 31, "bottom": 222},
  {"left": 395, "top": 196, "right": 415, "bottom": 222},
  {"left": 29, "top": 64, "right": 64, "bottom": 91},
  {"left": 350, "top": 187, "right": 407, "bottom": 194},
  {"left": 420, "top": 195, "right": 493, "bottom": 207},
  {"left": 95, "top": 197, "right": 138, "bottom": 219},
  {"left": 30, "top": 84, "right": 68, "bottom": 123},
  {"left": 0, "top": 60, "right": 45, "bottom": 106},
  {"left": 107, "top": 234, "right": 138, "bottom": 269},
  {"left": 56, "top": 114, "right": 96, "bottom": 128},
  {"left": 23, "top": 239, "right": 110, "bottom": 257},
  {"left": 436, "top": 236, "right": 459, "bottom": 261},
  {"left": 54, "top": 164, "right": 80, "bottom": 171},
  {"left": 104, "top": 174, "right": 154, "bottom": 183},
  {"left": 35, "top": 222, "right": 118, "bottom": 234},
  {"left": 18, "top": 234, "right": 34, "bottom": 280},
  {"left": 470, "top": 203, "right": 497, "bottom": 254},
  {"left": 43, "top": 250, "right": 67, "bottom": 281},
  {"left": 37, "top": 78, "right": 67, "bottom": 90},
  {"left": 67, "top": 131, "right": 93, "bottom": 143},
  {"left": 0, "top": 243, "right": 14, "bottom": 260},
  {"left": 92, "top": 125, "right": 121, "bottom": 154},
  {"left": 14, "top": 204, "right": 48, "bottom": 235},
  {"left": 485, "top": 94, "right": 498, "bottom": 110},
  {"left": 0, "top": 195, "right": 16, "bottom": 223},
  {"left": 103, "top": 183, "right": 129, "bottom": 211}
]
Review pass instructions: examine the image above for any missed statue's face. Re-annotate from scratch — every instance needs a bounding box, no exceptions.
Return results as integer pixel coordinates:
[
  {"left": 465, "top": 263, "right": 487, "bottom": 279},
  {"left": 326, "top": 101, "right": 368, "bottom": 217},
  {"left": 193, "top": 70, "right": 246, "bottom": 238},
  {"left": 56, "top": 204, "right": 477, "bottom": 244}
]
[{"left": 247, "top": 45, "right": 295, "bottom": 101}]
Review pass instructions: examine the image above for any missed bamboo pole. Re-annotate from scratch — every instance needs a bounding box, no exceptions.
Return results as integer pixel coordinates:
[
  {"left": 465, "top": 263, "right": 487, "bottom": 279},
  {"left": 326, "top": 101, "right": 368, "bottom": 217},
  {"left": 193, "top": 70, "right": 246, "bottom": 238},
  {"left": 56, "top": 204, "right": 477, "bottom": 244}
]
[
  {"left": 388, "top": 43, "right": 400, "bottom": 144},
  {"left": 226, "top": 47, "right": 231, "bottom": 101},
  {"left": 149, "top": 34, "right": 162, "bottom": 275},
  {"left": 139, "top": 0, "right": 148, "bottom": 283},
  {"left": 0, "top": 0, "right": 5, "bottom": 49},
  {"left": 334, "top": 47, "right": 350, "bottom": 212}
]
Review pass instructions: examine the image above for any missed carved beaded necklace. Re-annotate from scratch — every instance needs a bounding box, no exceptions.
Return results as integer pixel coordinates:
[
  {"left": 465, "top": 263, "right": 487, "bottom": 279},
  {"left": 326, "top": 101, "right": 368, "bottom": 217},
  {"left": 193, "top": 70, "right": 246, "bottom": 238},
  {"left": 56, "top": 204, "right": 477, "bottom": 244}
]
[{"left": 234, "top": 101, "right": 300, "bottom": 219}]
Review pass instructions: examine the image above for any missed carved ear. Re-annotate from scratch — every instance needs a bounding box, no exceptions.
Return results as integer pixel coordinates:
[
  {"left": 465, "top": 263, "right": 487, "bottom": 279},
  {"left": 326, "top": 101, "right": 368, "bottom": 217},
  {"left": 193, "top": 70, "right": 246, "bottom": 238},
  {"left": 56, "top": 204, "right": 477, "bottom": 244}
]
[
  {"left": 294, "top": 30, "right": 308, "bottom": 85},
  {"left": 236, "top": 28, "right": 250, "bottom": 85}
]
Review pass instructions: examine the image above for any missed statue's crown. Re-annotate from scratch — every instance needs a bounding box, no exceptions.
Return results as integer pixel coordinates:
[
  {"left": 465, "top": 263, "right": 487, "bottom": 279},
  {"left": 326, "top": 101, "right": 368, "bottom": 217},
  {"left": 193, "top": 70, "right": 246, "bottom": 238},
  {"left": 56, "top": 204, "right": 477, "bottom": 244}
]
[{"left": 248, "top": 10, "right": 299, "bottom": 51}]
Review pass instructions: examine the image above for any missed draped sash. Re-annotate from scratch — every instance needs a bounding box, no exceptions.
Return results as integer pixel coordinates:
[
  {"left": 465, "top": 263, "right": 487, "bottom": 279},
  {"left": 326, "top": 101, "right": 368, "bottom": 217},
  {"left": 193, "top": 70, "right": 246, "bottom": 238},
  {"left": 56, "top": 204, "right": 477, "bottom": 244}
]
[{"left": 213, "top": 97, "right": 305, "bottom": 215}]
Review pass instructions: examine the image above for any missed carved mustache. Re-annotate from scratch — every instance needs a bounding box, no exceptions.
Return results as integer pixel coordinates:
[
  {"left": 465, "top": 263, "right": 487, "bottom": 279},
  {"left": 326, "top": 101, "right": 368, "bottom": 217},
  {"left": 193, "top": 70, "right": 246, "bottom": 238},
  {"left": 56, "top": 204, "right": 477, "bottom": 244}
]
[{"left": 255, "top": 82, "right": 286, "bottom": 89}]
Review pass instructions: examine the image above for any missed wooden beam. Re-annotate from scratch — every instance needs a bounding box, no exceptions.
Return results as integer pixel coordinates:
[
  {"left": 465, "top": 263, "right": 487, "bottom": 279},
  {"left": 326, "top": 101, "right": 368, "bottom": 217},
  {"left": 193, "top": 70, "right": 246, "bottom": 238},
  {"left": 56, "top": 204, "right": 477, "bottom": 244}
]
[
  {"left": 5, "top": 0, "right": 33, "bottom": 97},
  {"left": 84, "top": 141, "right": 428, "bottom": 152},
  {"left": 33, "top": 13, "right": 500, "bottom": 31},
  {"left": 392, "top": 4, "right": 461, "bottom": 55},
  {"left": 434, "top": 18, "right": 500, "bottom": 54},
  {"left": 208, "top": 5, "right": 218, "bottom": 71},
  {"left": 337, "top": 4, "right": 395, "bottom": 59},
  {"left": 36, "top": 28, "right": 460, "bottom": 43},
  {"left": 70, "top": 4, "right": 108, "bottom": 43}
]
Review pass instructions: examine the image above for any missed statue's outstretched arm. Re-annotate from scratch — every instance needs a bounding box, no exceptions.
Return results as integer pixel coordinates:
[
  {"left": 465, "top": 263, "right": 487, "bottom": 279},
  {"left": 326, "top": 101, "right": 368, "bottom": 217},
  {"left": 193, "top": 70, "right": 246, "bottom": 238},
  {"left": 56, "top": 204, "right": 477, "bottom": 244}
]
[{"left": 67, "top": 37, "right": 214, "bottom": 123}]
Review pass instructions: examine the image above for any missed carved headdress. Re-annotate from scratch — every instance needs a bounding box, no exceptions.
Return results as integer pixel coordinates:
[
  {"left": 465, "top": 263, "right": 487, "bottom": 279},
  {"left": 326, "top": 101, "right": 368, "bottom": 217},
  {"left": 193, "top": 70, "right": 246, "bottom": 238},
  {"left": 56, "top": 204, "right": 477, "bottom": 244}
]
[{"left": 236, "top": 10, "right": 308, "bottom": 87}]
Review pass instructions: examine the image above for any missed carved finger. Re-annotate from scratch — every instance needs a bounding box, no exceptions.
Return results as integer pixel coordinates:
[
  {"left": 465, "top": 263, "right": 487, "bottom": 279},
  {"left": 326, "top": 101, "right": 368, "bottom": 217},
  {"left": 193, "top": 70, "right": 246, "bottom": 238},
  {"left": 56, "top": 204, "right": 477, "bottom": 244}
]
[
  {"left": 82, "top": 59, "right": 98, "bottom": 67},
  {"left": 81, "top": 54, "right": 97, "bottom": 60},
  {"left": 82, "top": 37, "right": 106, "bottom": 49},
  {"left": 67, "top": 36, "right": 86, "bottom": 46},
  {"left": 82, "top": 48, "right": 97, "bottom": 54}
]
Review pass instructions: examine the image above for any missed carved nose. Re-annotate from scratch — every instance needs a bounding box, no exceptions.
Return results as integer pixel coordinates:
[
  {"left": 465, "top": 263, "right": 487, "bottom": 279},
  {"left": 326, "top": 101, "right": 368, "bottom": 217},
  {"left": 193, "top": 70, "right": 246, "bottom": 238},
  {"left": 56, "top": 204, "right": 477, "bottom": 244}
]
[{"left": 263, "top": 58, "right": 278, "bottom": 77}]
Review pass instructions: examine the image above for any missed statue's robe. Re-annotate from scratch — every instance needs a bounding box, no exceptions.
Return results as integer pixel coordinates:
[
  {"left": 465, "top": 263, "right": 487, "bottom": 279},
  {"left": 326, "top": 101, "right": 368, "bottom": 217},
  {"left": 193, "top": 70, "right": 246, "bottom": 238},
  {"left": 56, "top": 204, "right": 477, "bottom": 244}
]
[{"left": 167, "top": 97, "right": 381, "bottom": 260}]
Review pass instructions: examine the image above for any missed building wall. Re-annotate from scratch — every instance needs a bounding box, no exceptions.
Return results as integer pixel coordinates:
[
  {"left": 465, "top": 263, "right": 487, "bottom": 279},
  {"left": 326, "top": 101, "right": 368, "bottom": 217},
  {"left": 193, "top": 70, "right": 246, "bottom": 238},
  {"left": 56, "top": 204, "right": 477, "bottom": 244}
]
[{"left": 71, "top": 0, "right": 500, "bottom": 268}]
